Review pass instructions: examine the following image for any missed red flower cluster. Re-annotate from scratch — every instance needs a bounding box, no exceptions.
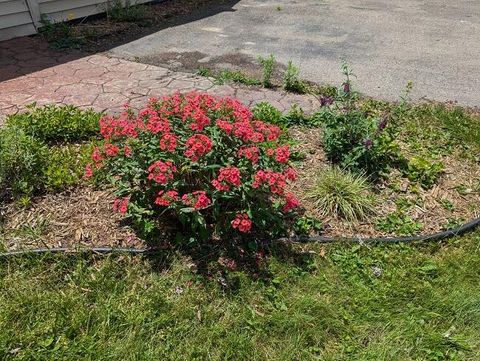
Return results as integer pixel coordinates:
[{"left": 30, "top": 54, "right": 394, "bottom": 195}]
[
  {"left": 275, "top": 146, "right": 290, "bottom": 163},
  {"left": 91, "top": 91, "right": 301, "bottom": 238},
  {"left": 84, "top": 163, "right": 93, "bottom": 179},
  {"left": 252, "top": 170, "right": 287, "bottom": 195},
  {"left": 113, "top": 197, "right": 129, "bottom": 214},
  {"left": 231, "top": 213, "right": 252, "bottom": 233},
  {"left": 147, "top": 161, "right": 177, "bottom": 184},
  {"left": 252, "top": 121, "right": 282, "bottom": 142},
  {"left": 100, "top": 115, "right": 140, "bottom": 139},
  {"left": 184, "top": 134, "right": 213, "bottom": 161},
  {"left": 182, "top": 191, "right": 211, "bottom": 210},
  {"left": 159, "top": 133, "right": 177, "bottom": 152},
  {"left": 237, "top": 146, "right": 260, "bottom": 164},
  {"left": 142, "top": 108, "right": 170, "bottom": 135},
  {"left": 104, "top": 143, "right": 120, "bottom": 157},
  {"left": 284, "top": 167, "right": 297, "bottom": 181},
  {"left": 181, "top": 93, "right": 215, "bottom": 131},
  {"left": 216, "top": 119, "right": 234, "bottom": 134},
  {"left": 92, "top": 147, "right": 104, "bottom": 164},
  {"left": 155, "top": 190, "right": 179, "bottom": 206},
  {"left": 211, "top": 167, "right": 242, "bottom": 191},
  {"left": 283, "top": 192, "right": 300, "bottom": 212}
]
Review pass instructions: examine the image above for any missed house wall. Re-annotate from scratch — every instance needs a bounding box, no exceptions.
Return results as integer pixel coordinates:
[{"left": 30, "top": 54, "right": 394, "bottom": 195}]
[
  {"left": 0, "top": 0, "right": 150, "bottom": 41},
  {"left": 0, "top": 0, "right": 36, "bottom": 41}
]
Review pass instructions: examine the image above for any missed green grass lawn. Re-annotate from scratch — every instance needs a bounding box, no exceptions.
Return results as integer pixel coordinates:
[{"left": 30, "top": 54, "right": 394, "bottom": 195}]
[{"left": 1, "top": 233, "right": 479, "bottom": 360}]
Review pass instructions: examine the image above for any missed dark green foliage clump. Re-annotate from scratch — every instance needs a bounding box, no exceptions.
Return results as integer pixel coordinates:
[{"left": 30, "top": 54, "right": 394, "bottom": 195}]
[
  {"left": 0, "top": 126, "right": 48, "bottom": 199},
  {"left": 1, "top": 105, "right": 102, "bottom": 200},
  {"left": 252, "top": 102, "right": 283, "bottom": 125},
  {"left": 6, "top": 104, "right": 101, "bottom": 144}
]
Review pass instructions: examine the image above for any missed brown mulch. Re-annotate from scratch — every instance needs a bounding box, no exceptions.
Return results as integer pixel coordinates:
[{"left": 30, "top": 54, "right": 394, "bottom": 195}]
[
  {"left": 1, "top": 188, "right": 143, "bottom": 251},
  {"left": 289, "top": 127, "right": 480, "bottom": 238}
]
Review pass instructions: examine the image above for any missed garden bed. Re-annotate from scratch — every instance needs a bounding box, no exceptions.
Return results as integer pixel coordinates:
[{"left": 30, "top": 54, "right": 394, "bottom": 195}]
[
  {"left": 289, "top": 126, "right": 480, "bottom": 238},
  {"left": 1, "top": 88, "right": 480, "bottom": 252}
]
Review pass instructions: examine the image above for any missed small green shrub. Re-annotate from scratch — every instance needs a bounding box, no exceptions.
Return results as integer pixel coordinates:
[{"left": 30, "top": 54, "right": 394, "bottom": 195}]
[
  {"left": 319, "top": 109, "right": 400, "bottom": 177},
  {"left": 252, "top": 102, "right": 283, "bottom": 125},
  {"left": 0, "top": 126, "right": 48, "bottom": 200},
  {"left": 6, "top": 104, "right": 101, "bottom": 144},
  {"left": 106, "top": 0, "right": 146, "bottom": 22},
  {"left": 1, "top": 104, "right": 102, "bottom": 200},
  {"left": 283, "top": 61, "right": 305, "bottom": 93},
  {"left": 443, "top": 217, "right": 465, "bottom": 231},
  {"left": 43, "top": 144, "right": 93, "bottom": 191},
  {"left": 438, "top": 198, "right": 454, "bottom": 211},
  {"left": 252, "top": 103, "right": 319, "bottom": 128},
  {"left": 258, "top": 54, "right": 276, "bottom": 88},
  {"left": 38, "top": 15, "right": 85, "bottom": 49},
  {"left": 316, "top": 65, "right": 401, "bottom": 178},
  {"left": 314, "top": 85, "right": 338, "bottom": 98},
  {"left": 306, "top": 167, "right": 375, "bottom": 222},
  {"left": 281, "top": 104, "right": 319, "bottom": 127},
  {"left": 404, "top": 156, "right": 444, "bottom": 189}
]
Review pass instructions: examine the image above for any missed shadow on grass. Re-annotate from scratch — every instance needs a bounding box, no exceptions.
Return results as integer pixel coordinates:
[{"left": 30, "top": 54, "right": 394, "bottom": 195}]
[{"left": 144, "top": 234, "right": 315, "bottom": 290}]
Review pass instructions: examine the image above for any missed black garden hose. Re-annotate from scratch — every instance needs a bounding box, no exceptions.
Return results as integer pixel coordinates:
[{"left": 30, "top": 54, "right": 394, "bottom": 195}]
[{"left": 1, "top": 217, "right": 479, "bottom": 257}]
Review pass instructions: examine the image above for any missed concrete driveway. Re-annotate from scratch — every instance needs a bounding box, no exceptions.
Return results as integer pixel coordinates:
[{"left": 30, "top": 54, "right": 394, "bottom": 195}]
[{"left": 110, "top": 0, "right": 480, "bottom": 106}]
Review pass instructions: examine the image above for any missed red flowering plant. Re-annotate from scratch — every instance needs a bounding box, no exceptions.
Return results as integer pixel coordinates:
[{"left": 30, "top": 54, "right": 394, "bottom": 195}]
[{"left": 86, "top": 92, "right": 300, "bottom": 241}]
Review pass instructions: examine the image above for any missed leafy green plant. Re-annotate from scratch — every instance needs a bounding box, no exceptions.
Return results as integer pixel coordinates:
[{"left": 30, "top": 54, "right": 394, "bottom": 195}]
[
  {"left": 43, "top": 144, "right": 93, "bottom": 191},
  {"left": 283, "top": 61, "right": 305, "bottom": 93},
  {"left": 1, "top": 104, "right": 103, "bottom": 200},
  {"left": 106, "top": 0, "right": 146, "bottom": 22},
  {"left": 306, "top": 167, "right": 376, "bottom": 222},
  {"left": 313, "top": 64, "right": 403, "bottom": 179},
  {"left": 0, "top": 126, "right": 48, "bottom": 200},
  {"left": 38, "top": 15, "right": 85, "bottom": 49},
  {"left": 88, "top": 93, "right": 300, "bottom": 240},
  {"left": 438, "top": 198, "right": 454, "bottom": 211},
  {"left": 196, "top": 67, "right": 213, "bottom": 77},
  {"left": 258, "top": 54, "right": 276, "bottom": 88},
  {"left": 404, "top": 156, "right": 444, "bottom": 189},
  {"left": 293, "top": 216, "right": 323, "bottom": 235},
  {"left": 314, "top": 84, "right": 338, "bottom": 98},
  {"left": 281, "top": 104, "right": 315, "bottom": 127},
  {"left": 6, "top": 104, "right": 101, "bottom": 144},
  {"left": 252, "top": 102, "right": 283, "bottom": 125},
  {"left": 443, "top": 217, "right": 464, "bottom": 231},
  {"left": 316, "top": 65, "right": 401, "bottom": 178},
  {"left": 318, "top": 108, "right": 400, "bottom": 177},
  {"left": 376, "top": 211, "right": 423, "bottom": 236},
  {"left": 215, "top": 70, "right": 260, "bottom": 86}
]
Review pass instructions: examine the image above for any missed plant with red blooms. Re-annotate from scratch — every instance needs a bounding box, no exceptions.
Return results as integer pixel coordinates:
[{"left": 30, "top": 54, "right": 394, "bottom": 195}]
[{"left": 87, "top": 92, "right": 300, "bottom": 241}]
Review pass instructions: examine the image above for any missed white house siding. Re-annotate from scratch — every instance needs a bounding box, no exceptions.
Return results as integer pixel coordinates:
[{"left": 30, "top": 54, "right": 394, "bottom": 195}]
[
  {"left": 0, "top": 0, "right": 150, "bottom": 41},
  {"left": 0, "top": 0, "right": 36, "bottom": 41}
]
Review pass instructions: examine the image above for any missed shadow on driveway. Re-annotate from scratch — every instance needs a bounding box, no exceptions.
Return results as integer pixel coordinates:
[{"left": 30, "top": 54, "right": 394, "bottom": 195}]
[{"left": 0, "top": 0, "right": 240, "bottom": 83}]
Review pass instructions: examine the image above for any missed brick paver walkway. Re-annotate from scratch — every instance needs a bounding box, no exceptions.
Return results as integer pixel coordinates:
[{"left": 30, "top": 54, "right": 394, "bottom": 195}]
[{"left": 0, "top": 37, "right": 318, "bottom": 121}]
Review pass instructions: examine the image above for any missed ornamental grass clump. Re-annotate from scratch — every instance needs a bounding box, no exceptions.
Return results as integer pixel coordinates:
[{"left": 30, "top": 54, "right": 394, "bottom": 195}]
[
  {"left": 307, "top": 167, "right": 375, "bottom": 222},
  {"left": 86, "top": 92, "right": 301, "bottom": 241}
]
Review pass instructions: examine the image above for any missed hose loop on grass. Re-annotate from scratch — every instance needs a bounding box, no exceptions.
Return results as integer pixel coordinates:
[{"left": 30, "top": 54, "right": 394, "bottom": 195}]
[{"left": 1, "top": 217, "right": 479, "bottom": 257}]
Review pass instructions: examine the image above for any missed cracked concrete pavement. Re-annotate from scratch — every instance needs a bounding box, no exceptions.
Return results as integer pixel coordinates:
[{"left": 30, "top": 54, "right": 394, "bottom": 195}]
[{"left": 110, "top": 0, "right": 480, "bottom": 106}]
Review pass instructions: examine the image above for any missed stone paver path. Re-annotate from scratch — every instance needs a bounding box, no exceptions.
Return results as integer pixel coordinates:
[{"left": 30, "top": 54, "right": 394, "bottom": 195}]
[{"left": 0, "top": 37, "right": 318, "bottom": 121}]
